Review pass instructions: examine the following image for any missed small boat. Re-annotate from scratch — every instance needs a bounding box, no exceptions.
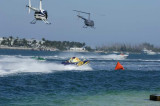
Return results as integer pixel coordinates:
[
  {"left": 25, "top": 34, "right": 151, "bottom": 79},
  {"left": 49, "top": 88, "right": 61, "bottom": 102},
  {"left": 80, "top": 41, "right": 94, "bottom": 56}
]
[
  {"left": 142, "top": 48, "right": 156, "bottom": 55},
  {"left": 62, "top": 57, "right": 89, "bottom": 66}
]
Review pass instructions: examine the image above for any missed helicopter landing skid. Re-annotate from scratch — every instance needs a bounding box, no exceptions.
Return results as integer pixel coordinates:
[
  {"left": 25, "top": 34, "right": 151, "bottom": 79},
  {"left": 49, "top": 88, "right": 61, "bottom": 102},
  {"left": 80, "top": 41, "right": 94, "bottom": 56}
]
[
  {"left": 83, "top": 25, "right": 95, "bottom": 29},
  {"left": 42, "top": 19, "right": 51, "bottom": 25},
  {"left": 83, "top": 25, "right": 88, "bottom": 28},
  {"left": 30, "top": 19, "right": 36, "bottom": 24}
]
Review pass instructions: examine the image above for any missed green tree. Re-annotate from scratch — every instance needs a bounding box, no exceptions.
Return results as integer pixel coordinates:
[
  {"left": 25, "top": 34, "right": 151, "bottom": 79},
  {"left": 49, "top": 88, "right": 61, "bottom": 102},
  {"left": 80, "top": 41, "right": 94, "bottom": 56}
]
[{"left": 22, "top": 38, "right": 28, "bottom": 47}]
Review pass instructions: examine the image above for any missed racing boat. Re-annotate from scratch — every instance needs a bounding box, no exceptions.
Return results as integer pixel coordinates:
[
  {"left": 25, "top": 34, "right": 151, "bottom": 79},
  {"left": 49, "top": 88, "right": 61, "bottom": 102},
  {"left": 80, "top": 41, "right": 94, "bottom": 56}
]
[{"left": 62, "top": 57, "right": 89, "bottom": 66}]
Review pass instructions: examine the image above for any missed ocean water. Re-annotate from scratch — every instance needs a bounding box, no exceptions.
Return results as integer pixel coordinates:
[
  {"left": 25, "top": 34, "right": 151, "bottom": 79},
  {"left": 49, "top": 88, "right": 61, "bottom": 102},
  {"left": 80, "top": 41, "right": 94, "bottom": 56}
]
[{"left": 0, "top": 49, "right": 160, "bottom": 106}]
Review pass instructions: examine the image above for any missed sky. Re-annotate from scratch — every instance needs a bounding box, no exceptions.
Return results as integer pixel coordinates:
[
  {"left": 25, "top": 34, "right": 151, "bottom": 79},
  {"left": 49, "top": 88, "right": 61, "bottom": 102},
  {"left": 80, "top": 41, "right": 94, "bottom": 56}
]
[{"left": 0, "top": 0, "right": 160, "bottom": 47}]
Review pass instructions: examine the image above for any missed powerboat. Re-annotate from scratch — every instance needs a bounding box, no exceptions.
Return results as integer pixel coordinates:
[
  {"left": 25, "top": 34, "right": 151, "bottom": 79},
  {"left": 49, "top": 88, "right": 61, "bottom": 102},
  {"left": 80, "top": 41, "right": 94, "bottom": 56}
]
[{"left": 62, "top": 57, "right": 89, "bottom": 66}]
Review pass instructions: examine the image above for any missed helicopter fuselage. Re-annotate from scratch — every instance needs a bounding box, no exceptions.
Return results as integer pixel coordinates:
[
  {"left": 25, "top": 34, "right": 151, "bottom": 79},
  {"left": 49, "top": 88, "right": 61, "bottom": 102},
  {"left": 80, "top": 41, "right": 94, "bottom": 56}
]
[
  {"left": 34, "top": 10, "right": 48, "bottom": 20},
  {"left": 26, "top": 0, "right": 51, "bottom": 24},
  {"left": 85, "top": 20, "right": 94, "bottom": 27},
  {"left": 77, "top": 15, "right": 94, "bottom": 27}
]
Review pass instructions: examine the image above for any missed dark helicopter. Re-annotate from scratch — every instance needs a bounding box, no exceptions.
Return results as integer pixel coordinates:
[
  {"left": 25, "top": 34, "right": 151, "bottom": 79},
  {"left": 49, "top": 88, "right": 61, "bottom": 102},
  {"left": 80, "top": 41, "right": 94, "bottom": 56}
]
[
  {"left": 26, "top": 0, "right": 51, "bottom": 24},
  {"left": 73, "top": 10, "right": 94, "bottom": 28}
]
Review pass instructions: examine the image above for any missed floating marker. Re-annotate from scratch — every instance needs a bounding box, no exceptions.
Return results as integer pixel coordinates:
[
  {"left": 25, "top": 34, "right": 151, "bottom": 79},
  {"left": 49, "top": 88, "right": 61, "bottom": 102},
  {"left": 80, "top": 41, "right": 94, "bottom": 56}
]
[
  {"left": 115, "top": 61, "right": 124, "bottom": 70},
  {"left": 150, "top": 94, "right": 160, "bottom": 101}
]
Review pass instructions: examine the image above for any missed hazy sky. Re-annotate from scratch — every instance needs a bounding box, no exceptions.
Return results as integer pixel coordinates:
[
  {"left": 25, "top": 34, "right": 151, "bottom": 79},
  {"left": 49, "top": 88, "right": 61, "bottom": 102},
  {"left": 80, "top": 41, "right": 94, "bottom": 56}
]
[{"left": 0, "top": 0, "right": 160, "bottom": 47}]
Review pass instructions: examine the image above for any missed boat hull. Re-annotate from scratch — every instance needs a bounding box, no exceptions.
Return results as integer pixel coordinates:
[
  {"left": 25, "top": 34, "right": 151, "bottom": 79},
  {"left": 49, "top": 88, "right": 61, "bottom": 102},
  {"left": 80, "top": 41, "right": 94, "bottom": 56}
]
[{"left": 62, "top": 60, "right": 89, "bottom": 66}]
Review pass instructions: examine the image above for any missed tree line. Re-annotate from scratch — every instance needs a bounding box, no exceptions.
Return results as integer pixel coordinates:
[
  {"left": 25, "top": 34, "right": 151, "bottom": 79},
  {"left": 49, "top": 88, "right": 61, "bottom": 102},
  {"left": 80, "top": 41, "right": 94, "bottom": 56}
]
[
  {"left": 96, "top": 43, "right": 160, "bottom": 53},
  {"left": 0, "top": 36, "right": 89, "bottom": 51},
  {"left": 1, "top": 36, "right": 159, "bottom": 52},
  {"left": 42, "top": 38, "right": 86, "bottom": 50}
]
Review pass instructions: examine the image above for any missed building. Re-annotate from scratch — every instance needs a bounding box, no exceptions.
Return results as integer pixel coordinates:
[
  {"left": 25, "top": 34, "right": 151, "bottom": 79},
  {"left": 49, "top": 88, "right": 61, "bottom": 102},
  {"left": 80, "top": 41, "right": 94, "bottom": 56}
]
[
  {"left": 69, "top": 47, "right": 86, "bottom": 52},
  {"left": 0, "top": 38, "right": 3, "bottom": 45}
]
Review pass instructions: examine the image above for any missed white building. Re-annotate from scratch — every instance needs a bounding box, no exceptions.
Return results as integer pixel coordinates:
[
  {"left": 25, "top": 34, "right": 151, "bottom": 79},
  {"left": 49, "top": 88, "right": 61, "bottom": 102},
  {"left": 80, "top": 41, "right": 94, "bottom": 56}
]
[
  {"left": 69, "top": 47, "right": 86, "bottom": 52},
  {"left": 0, "top": 38, "right": 3, "bottom": 44}
]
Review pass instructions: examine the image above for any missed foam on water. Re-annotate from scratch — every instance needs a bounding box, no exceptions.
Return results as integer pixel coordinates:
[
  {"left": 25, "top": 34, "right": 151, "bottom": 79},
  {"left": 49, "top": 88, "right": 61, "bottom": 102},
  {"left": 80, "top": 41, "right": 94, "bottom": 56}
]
[
  {"left": 48, "top": 53, "right": 128, "bottom": 60},
  {"left": 1, "top": 52, "right": 160, "bottom": 76},
  {"left": 0, "top": 56, "right": 92, "bottom": 76}
]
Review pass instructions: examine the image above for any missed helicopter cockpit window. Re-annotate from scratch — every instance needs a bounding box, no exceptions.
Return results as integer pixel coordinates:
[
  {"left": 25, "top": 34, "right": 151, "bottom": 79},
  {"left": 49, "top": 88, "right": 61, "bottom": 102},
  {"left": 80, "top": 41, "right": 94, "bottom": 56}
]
[
  {"left": 35, "top": 11, "right": 41, "bottom": 14},
  {"left": 43, "top": 11, "right": 48, "bottom": 14}
]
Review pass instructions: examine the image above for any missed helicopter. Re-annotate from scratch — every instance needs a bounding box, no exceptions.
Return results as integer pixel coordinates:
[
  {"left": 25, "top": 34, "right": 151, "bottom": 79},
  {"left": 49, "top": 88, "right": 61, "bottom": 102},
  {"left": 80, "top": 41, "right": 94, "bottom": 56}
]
[
  {"left": 26, "top": 0, "right": 51, "bottom": 24},
  {"left": 73, "top": 10, "right": 94, "bottom": 28}
]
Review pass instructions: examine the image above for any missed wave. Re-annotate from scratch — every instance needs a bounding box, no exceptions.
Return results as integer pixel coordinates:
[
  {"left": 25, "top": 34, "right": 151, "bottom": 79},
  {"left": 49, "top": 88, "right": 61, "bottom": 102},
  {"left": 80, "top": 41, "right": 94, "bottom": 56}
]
[
  {"left": 0, "top": 56, "right": 92, "bottom": 76},
  {"left": 1, "top": 53, "right": 160, "bottom": 76}
]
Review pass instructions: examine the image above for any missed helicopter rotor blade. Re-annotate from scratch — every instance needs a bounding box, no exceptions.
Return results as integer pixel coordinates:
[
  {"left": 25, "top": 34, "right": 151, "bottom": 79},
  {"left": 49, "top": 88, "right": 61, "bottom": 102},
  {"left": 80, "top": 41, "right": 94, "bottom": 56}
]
[
  {"left": 28, "top": 0, "right": 31, "bottom": 13},
  {"left": 40, "top": 0, "right": 42, "bottom": 10},
  {"left": 73, "top": 10, "right": 90, "bottom": 15}
]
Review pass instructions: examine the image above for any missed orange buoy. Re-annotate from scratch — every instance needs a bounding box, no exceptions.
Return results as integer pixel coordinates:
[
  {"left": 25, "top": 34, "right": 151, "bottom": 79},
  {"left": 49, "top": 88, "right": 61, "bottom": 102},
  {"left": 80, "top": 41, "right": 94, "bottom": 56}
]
[{"left": 115, "top": 61, "right": 124, "bottom": 70}]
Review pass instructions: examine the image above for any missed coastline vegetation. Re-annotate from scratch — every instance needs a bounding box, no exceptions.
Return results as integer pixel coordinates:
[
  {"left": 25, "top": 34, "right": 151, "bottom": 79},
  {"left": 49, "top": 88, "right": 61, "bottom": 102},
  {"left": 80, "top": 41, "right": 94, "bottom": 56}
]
[
  {"left": 96, "top": 43, "right": 160, "bottom": 53},
  {"left": 0, "top": 36, "right": 160, "bottom": 53},
  {"left": 0, "top": 36, "right": 88, "bottom": 51}
]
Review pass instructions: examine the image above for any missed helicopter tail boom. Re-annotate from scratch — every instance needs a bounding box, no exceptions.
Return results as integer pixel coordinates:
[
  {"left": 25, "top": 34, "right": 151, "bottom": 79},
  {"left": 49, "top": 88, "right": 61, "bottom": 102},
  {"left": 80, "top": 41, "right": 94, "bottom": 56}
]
[{"left": 77, "top": 15, "right": 87, "bottom": 21}]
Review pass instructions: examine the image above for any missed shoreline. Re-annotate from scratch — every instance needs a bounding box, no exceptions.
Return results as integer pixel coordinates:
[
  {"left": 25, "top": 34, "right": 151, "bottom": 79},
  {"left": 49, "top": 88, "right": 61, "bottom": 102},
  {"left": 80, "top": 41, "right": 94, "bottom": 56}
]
[
  {"left": 0, "top": 46, "right": 88, "bottom": 52},
  {"left": 0, "top": 46, "right": 37, "bottom": 51},
  {"left": 0, "top": 46, "right": 32, "bottom": 50},
  {"left": 1, "top": 46, "right": 159, "bottom": 54}
]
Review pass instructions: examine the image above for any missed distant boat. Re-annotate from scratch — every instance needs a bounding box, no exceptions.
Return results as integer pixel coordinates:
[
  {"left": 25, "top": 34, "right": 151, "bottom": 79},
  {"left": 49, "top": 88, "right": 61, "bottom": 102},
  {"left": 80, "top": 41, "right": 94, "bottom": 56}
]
[
  {"left": 101, "top": 53, "right": 128, "bottom": 60},
  {"left": 31, "top": 56, "right": 46, "bottom": 61},
  {"left": 113, "top": 51, "right": 119, "bottom": 54},
  {"left": 119, "top": 53, "right": 129, "bottom": 58},
  {"left": 142, "top": 48, "right": 156, "bottom": 55}
]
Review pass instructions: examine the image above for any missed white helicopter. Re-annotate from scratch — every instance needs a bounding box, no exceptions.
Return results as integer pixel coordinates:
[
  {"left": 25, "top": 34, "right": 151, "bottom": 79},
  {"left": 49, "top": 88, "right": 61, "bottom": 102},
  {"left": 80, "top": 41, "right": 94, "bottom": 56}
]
[{"left": 26, "top": 0, "right": 51, "bottom": 24}]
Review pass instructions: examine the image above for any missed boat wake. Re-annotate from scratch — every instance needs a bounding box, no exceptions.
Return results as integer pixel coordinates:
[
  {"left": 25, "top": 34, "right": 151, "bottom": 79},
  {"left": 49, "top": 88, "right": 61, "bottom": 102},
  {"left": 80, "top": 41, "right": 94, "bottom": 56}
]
[
  {"left": 0, "top": 56, "right": 92, "bottom": 76},
  {"left": 48, "top": 53, "right": 128, "bottom": 60}
]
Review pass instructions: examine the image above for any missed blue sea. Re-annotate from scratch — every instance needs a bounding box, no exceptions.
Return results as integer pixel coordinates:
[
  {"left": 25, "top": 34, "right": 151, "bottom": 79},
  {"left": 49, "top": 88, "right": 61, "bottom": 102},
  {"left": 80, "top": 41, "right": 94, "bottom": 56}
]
[{"left": 0, "top": 49, "right": 160, "bottom": 106}]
